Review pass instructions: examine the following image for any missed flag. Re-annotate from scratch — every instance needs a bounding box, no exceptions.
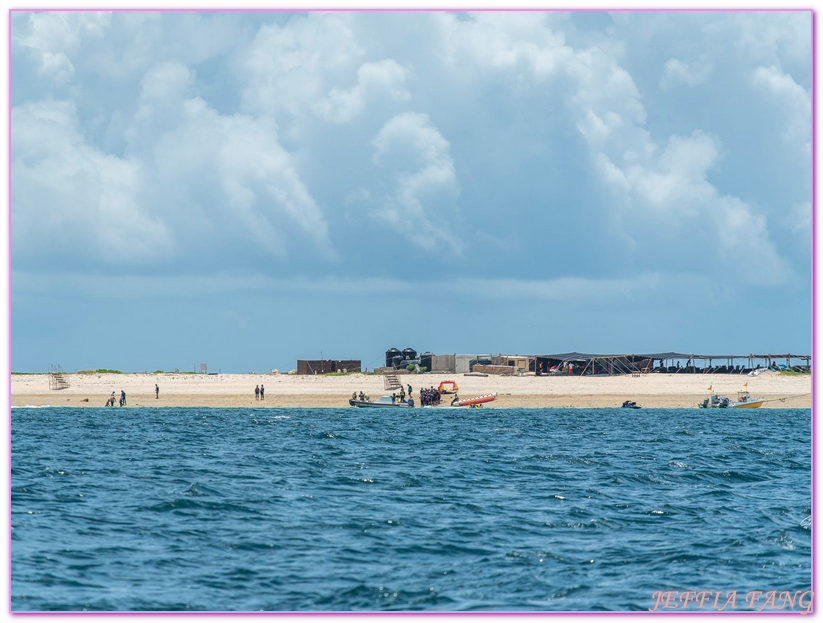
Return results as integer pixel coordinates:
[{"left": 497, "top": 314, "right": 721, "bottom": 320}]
[{"left": 707, "top": 386, "right": 712, "bottom": 391}]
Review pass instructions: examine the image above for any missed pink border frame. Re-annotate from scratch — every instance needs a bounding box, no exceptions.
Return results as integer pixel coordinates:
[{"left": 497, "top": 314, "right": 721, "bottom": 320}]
[{"left": 6, "top": 6, "right": 816, "bottom": 616}]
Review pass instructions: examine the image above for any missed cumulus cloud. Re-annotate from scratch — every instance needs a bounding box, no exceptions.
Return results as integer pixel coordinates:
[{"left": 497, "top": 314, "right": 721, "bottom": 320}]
[
  {"left": 371, "top": 112, "right": 460, "bottom": 254},
  {"left": 12, "top": 11, "right": 110, "bottom": 84},
  {"left": 240, "top": 12, "right": 362, "bottom": 120},
  {"left": 428, "top": 11, "right": 795, "bottom": 286},
  {"left": 599, "top": 131, "right": 790, "bottom": 286},
  {"left": 659, "top": 57, "right": 713, "bottom": 90},
  {"left": 127, "top": 61, "right": 334, "bottom": 262},
  {"left": 11, "top": 100, "right": 172, "bottom": 266},
  {"left": 9, "top": 10, "right": 809, "bottom": 293},
  {"left": 11, "top": 56, "right": 335, "bottom": 272},
  {"left": 316, "top": 59, "right": 410, "bottom": 123},
  {"left": 752, "top": 65, "right": 811, "bottom": 152}
]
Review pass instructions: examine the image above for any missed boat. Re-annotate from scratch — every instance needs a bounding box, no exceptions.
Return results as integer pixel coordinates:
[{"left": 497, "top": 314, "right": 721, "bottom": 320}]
[
  {"left": 698, "top": 393, "right": 730, "bottom": 408},
  {"left": 729, "top": 390, "right": 764, "bottom": 409},
  {"left": 349, "top": 395, "right": 414, "bottom": 408},
  {"left": 698, "top": 384, "right": 763, "bottom": 409},
  {"left": 438, "top": 380, "right": 458, "bottom": 394},
  {"left": 621, "top": 400, "right": 641, "bottom": 409},
  {"left": 450, "top": 393, "right": 496, "bottom": 407}
]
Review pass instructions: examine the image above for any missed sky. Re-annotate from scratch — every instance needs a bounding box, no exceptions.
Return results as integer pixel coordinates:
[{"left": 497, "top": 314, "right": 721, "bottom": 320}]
[{"left": 9, "top": 10, "right": 812, "bottom": 373}]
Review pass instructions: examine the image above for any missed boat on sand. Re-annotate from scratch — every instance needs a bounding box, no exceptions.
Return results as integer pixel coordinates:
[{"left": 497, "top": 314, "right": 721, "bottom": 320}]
[
  {"left": 349, "top": 395, "right": 414, "bottom": 408},
  {"left": 450, "top": 393, "right": 497, "bottom": 407},
  {"left": 698, "top": 384, "right": 763, "bottom": 409},
  {"left": 729, "top": 390, "right": 764, "bottom": 408}
]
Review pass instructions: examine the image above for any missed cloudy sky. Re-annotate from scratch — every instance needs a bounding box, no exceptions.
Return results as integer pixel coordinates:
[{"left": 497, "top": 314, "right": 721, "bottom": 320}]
[{"left": 10, "top": 10, "right": 811, "bottom": 372}]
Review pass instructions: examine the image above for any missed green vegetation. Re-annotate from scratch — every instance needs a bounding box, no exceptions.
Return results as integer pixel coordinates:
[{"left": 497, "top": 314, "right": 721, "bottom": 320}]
[
  {"left": 77, "top": 369, "right": 123, "bottom": 374},
  {"left": 779, "top": 370, "right": 811, "bottom": 376}
]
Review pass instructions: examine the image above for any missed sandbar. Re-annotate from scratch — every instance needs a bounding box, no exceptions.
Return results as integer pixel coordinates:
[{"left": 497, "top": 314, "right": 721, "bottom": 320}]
[{"left": 10, "top": 371, "right": 811, "bottom": 409}]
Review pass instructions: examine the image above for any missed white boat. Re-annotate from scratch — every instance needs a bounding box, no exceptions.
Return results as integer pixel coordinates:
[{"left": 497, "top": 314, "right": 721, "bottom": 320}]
[
  {"left": 729, "top": 390, "right": 764, "bottom": 409},
  {"left": 698, "top": 384, "right": 764, "bottom": 409},
  {"left": 349, "top": 395, "right": 414, "bottom": 408},
  {"left": 698, "top": 393, "right": 730, "bottom": 408}
]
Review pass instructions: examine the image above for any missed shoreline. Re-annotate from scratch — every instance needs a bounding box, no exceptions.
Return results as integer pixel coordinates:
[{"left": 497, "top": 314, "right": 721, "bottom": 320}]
[{"left": 11, "top": 371, "right": 812, "bottom": 409}]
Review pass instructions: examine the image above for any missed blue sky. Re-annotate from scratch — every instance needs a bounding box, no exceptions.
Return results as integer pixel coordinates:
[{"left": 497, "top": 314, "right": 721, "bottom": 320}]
[{"left": 10, "top": 10, "right": 812, "bottom": 372}]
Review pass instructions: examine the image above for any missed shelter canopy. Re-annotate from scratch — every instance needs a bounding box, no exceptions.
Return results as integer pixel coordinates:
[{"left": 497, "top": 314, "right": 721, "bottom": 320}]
[{"left": 533, "top": 352, "right": 808, "bottom": 361}]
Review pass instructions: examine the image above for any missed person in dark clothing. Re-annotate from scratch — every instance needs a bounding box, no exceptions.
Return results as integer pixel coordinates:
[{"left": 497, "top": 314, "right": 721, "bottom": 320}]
[
  {"left": 260, "top": 385, "right": 265, "bottom": 400},
  {"left": 254, "top": 385, "right": 260, "bottom": 400},
  {"left": 120, "top": 390, "right": 126, "bottom": 407},
  {"left": 155, "top": 384, "right": 159, "bottom": 399}
]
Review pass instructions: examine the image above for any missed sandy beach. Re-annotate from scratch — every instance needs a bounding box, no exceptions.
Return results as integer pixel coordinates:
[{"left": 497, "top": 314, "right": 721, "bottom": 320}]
[{"left": 10, "top": 370, "right": 811, "bottom": 409}]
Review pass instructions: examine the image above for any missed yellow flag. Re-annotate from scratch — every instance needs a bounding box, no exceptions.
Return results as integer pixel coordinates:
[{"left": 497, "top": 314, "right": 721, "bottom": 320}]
[{"left": 707, "top": 386, "right": 712, "bottom": 391}]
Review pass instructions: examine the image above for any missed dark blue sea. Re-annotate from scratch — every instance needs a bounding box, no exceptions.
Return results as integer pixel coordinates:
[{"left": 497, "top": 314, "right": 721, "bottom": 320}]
[{"left": 11, "top": 407, "right": 811, "bottom": 612}]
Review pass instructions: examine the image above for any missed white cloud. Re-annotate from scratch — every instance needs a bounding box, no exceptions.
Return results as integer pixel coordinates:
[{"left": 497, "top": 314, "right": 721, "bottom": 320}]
[
  {"left": 436, "top": 11, "right": 571, "bottom": 76},
  {"left": 371, "top": 112, "right": 460, "bottom": 254},
  {"left": 9, "top": 10, "right": 808, "bottom": 293},
  {"left": 611, "top": 132, "right": 790, "bottom": 286},
  {"left": 11, "top": 100, "right": 172, "bottom": 266},
  {"left": 13, "top": 11, "right": 110, "bottom": 84},
  {"left": 129, "top": 62, "right": 334, "bottom": 261},
  {"left": 426, "top": 12, "right": 793, "bottom": 286},
  {"left": 752, "top": 65, "right": 811, "bottom": 152},
  {"left": 659, "top": 57, "right": 713, "bottom": 90},
  {"left": 11, "top": 56, "right": 336, "bottom": 270},
  {"left": 240, "top": 12, "right": 362, "bottom": 120},
  {"left": 316, "top": 59, "right": 410, "bottom": 123}
]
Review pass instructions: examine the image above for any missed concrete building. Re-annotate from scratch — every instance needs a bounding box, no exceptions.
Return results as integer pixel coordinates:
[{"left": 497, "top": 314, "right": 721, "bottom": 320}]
[{"left": 296, "top": 359, "right": 361, "bottom": 375}]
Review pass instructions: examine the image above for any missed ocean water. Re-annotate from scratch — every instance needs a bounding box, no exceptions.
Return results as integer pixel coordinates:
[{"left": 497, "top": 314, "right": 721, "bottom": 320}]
[{"left": 11, "top": 406, "right": 811, "bottom": 612}]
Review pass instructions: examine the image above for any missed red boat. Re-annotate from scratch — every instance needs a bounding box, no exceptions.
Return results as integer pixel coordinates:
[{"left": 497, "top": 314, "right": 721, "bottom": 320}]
[
  {"left": 454, "top": 393, "right": 497, "bottom": 407},
  {"left": 439, "top": 380, "right": 459, "bottom": 394}
]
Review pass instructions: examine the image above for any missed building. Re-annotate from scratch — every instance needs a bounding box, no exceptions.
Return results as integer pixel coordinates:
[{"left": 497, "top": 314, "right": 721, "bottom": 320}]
[
  {"left": 296, "top": 359, "right": 362, "bottom": 375},
  {"left": 428, "top": 354, "right": 492, "bottom": 373}
]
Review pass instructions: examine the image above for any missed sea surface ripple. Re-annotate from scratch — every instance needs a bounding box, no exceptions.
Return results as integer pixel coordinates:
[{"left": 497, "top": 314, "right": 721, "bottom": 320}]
[{"left": 11, "top": 406, "right": 811, "bottom": 611}]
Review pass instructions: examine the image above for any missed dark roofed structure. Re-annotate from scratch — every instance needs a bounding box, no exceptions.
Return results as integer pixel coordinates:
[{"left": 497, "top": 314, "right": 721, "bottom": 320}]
[{"left": 533, "top": 352, "right": 810, "bottom": 376}]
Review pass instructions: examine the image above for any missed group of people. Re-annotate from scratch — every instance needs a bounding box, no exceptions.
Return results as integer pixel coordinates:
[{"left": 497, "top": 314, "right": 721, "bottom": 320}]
[
  {"left": 254, "top": 385, "right": 265, "bottom": 400},
  {"left": 105, "top": 390, "right": 127, "bottom": 407},
  {"left": 102, "top": 384, "right": 159, "bottom": 406},
  {"left": 419, "top": 386, "right": 443, "bottom": 406},
  {"left": 392, "top": 384, "right": 413, "bottom": 403}
]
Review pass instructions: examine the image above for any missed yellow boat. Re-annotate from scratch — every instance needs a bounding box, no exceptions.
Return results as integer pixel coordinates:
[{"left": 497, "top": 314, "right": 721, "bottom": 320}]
[
  {"left": 729, "top": 390, "right": 764, "bottom": 408},
  {"left": 698, "top": 384, "right": 764, "bottom": 409}
]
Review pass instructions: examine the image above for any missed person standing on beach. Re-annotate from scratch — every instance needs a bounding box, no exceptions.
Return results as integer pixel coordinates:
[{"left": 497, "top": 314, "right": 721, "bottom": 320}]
[
  {"left": 254, "top": 385, "right": 260, "bottom": 400},
  {"left": 260, "top": 385, "right": 265, "bottom": 400},
  {"left": 120, "top": 390, "right": 126, "bottom": 407},
  {"left": 155, "top": 384, "right": 159, "bottom": 399}
]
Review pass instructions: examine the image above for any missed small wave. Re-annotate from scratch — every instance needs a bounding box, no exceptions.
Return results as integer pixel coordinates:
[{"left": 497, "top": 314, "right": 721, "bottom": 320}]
[
  {"left": 140, "top": 498, "right": 259, "bottom": 514},
  {"left": 12, "top": 405, "right": 61, "bottom": 409}
]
